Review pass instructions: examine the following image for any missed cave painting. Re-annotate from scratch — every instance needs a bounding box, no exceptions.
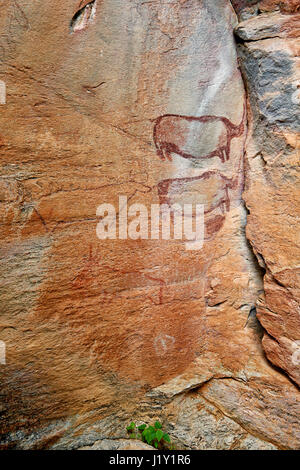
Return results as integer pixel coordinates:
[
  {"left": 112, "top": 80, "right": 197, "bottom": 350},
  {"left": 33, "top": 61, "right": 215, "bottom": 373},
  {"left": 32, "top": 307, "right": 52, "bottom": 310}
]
[
  {"left": 153, "top": 106, "right": 246, "bottom": 239},
  {"left": 153, "top": 107, "right": 245, "bottom": 163},
  {"left": 157, "top": 171, "right": 236, "bottom": 240}
]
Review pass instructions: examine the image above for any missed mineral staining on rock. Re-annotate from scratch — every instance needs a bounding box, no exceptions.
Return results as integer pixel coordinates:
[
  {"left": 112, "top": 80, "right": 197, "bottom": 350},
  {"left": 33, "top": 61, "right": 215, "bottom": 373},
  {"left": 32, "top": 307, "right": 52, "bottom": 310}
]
[{"left": 0, "top": 0, "right": 299, "bottom": 450}]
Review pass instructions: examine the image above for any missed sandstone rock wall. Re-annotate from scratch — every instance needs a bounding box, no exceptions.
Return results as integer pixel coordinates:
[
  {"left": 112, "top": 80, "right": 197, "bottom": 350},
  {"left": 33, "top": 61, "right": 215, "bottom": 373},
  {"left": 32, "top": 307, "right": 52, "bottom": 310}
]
[
  {"left": 235, "top": 0, "right": 300, "bottom": 387},
  {"left": 0, "top": 0, "right": 299, "bottom": 450}
]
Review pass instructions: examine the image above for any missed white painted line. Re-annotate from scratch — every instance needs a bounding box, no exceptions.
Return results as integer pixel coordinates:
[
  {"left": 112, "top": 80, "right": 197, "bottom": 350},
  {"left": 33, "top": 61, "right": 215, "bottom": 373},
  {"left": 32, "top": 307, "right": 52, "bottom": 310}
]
[
  {"left": 0, "top": 80, "right": 6, "bottom": 104},
  {"left": 0, "top": 341, "right": 6, "bottom": 365}
]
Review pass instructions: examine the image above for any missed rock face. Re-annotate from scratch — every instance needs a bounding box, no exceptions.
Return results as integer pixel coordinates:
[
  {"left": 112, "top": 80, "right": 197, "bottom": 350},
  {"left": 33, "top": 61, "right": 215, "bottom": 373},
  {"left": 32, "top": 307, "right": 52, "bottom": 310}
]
[
  {"left": 79, "top": 439, "right": 155, "bottom": 451},
  {"left": 235, "top": 1, "right": 300, "bottom": 388},
  {"left": 0, "top": 0, "right": 299, "bottom": 450}
]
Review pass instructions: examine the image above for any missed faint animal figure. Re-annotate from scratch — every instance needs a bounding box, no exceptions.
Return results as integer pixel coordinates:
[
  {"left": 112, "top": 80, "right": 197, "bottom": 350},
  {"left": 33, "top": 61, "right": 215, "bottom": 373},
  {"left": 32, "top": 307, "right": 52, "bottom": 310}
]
[
  {"left": 152, "top": 105, "right": 245, "bottom": 163},
  {"left": 156, "top": 166, "right": 242, "bottom": 239},
  {"left": 157, "top": 171, "right": 233, "bottom": 215}
]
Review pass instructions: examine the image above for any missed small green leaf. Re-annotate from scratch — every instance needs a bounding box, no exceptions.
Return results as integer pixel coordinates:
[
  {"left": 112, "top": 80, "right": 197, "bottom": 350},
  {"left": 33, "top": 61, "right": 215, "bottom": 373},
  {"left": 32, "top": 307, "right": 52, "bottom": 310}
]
[
  {"left": 143, "top": 430, "right": 150, "bottom": 444},
  {"left": 154, "top": 421, "right": 162, "bottom": 429},
  {"left": 163, "top": 433, "right": 171, "bottom": 443},
  {"left": 138, "top": 424, "right": 146, "bottom": 431},
  {"left": 154, "top": 442, "right": 158, "bottom": 448},
  {"left": 127, "top": 421, "right": 136, "bottom": 431},
  {"left": 156, "top": 429, "right": 164, "bottom": 442}
]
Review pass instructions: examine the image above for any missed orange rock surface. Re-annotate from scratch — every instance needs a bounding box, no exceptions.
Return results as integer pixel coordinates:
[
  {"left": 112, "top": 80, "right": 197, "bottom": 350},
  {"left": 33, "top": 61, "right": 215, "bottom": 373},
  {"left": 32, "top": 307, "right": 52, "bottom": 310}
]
[{"left": 0, "top": 0, "right": 299, "bottom": 449}]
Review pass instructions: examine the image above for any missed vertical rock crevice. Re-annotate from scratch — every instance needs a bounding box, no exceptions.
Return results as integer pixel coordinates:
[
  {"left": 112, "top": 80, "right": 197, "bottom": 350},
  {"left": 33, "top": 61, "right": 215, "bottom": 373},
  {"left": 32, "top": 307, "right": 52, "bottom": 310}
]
[{"left": 232, "top": 1, "right": 300, "bottom": 387}]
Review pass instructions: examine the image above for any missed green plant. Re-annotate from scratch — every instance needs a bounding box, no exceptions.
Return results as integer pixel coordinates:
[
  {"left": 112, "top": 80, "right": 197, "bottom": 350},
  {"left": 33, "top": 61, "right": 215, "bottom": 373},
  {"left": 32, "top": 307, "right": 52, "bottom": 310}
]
[{"left": 126, "top": 421, "right": 175, "bottom": 449}]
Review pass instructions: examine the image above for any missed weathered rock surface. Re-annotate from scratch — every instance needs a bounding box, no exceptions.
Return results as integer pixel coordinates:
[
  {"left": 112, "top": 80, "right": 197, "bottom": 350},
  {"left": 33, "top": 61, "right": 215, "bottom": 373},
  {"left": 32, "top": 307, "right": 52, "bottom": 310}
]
[
  {"left": 79, "top": 439, "right": 154, "bottom": 451},
  {"left": 0, "top": 0, "right": 299, "bottom": 450},
  {"left": 235, "top": 1, "right": 300, "bottom": 388}
]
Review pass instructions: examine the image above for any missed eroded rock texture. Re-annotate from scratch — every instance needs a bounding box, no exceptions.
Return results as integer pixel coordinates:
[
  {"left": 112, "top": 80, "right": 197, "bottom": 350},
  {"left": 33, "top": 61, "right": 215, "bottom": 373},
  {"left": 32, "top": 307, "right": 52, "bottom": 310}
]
[
  {"left": 0, "top": 0, "right": 299, "bottom": 450},
  {"left": 235, "top": 0, "right": 300, "bottom": 388}
]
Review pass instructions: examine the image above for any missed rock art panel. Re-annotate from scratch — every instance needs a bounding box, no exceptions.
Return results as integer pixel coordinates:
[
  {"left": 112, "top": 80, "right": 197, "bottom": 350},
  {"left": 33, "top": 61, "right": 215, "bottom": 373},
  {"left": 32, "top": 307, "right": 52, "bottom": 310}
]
[
  {"left": 152, "top": 107, "right": 246, "bottom": 239},
  {"left": 0, "top": 0, "right": 299, "bottom": 450}
]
